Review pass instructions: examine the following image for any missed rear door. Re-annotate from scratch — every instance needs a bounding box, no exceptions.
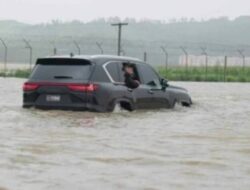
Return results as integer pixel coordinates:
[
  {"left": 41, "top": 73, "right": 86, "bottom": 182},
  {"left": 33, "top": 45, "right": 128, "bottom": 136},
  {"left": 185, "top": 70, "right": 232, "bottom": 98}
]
[{"left": 28, "top": 58, "right": 93, "bottom": 108}]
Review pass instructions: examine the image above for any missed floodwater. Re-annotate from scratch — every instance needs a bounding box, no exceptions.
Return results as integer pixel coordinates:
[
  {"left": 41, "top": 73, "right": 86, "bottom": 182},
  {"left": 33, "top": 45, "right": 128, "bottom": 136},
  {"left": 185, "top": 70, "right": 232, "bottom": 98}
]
[{"left": 0, "top": 78, "right": 250, "bottom": 190}]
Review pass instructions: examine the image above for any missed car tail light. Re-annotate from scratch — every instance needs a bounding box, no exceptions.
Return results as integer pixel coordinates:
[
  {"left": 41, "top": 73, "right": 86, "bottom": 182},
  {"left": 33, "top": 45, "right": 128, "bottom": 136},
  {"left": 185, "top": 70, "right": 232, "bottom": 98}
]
[
  {"left": 23, "top": 82, "right": 39, "bottom": 91},
  {"left": 22, "top": 82, "right": 98, "bottom": 92},
  {"left": 67, "top": 84, "right": 98, "bottom": 92}
]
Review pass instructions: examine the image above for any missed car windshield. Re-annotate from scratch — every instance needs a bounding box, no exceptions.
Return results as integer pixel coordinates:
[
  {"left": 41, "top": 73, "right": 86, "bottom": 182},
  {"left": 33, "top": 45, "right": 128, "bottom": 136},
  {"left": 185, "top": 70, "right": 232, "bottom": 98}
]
[{"left": 30, "top": 58, "right": 92, "bottom": 81}]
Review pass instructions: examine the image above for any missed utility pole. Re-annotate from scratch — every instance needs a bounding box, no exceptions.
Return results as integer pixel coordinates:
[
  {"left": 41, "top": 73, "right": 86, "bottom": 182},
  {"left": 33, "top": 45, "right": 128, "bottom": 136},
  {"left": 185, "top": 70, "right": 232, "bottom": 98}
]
[
  {"left": 73, "top": 40, "right": 81, "bottom": 55},
  {"left": 180, "top": 46, "right": 189, "bottom": 78},
  {"left": 96, "top": 42, "right": 104, "bottom": 54},
  {"left": 237, "top": 49, "right": 245, "bottom": 71},
  {"left": 23, "top": 39, "right": 32, "bottom": 71},
  {"left": 111, "top": 22, "right": 128, "bottom": 56},
  {"left": 200, "top": 47, "right": 208, "bottom": 81},
  {"left": 0, "top": 38, "right": 8, "bottom": 76},
  {"left": 161, "top": 46, "right": 168, "bottom": 70}
]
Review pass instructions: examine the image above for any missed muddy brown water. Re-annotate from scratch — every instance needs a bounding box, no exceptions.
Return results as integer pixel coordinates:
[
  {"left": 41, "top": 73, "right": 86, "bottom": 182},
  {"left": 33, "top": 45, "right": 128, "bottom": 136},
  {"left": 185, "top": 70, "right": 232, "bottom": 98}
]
[{"left": 0, "top": 78, "right": 250, "bottom": 190}]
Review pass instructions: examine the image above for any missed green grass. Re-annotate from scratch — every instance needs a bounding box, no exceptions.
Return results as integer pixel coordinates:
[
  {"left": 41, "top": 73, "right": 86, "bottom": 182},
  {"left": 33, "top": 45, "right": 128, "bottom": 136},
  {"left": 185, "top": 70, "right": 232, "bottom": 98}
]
[
  {"left": 158, "top": 66, "right": 250, "bottom": 82},
  {"left": 0, "top": 69, "right": 31, "bottom": 78}
]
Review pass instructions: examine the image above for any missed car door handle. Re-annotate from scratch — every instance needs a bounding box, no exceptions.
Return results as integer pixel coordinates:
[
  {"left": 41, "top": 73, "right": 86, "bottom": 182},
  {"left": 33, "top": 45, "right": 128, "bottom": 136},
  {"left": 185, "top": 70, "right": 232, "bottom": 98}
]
[{"left": 148, "top": 90, "right": 154, "bottom": 94}]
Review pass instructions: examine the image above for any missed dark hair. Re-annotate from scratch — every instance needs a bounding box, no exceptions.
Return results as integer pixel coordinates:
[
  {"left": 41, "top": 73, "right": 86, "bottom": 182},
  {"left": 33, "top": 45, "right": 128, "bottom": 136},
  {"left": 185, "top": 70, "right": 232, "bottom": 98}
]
[{"left": 122, "top": 62, "right": 133, "bottom": 71}]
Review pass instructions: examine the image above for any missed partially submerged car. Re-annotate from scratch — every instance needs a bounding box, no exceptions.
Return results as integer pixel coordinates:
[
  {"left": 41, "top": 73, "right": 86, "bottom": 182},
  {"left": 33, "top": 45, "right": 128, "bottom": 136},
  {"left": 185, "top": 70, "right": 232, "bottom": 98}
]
[{"left": 23, "top": 55, "right": 192, "bottom": 112}]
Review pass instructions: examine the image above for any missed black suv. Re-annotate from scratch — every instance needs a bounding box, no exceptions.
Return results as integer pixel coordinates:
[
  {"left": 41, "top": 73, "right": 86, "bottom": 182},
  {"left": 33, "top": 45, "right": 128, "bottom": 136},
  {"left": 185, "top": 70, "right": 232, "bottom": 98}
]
[{"left": 23, "top": 55, "right": 192, "bottom": 112}]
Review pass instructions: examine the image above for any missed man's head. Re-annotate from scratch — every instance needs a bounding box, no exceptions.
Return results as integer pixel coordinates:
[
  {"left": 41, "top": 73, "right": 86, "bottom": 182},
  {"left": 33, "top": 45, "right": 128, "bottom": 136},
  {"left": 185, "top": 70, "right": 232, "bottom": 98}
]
[{"left": 123, "top": 63, "right": 134, "bottom": 75}]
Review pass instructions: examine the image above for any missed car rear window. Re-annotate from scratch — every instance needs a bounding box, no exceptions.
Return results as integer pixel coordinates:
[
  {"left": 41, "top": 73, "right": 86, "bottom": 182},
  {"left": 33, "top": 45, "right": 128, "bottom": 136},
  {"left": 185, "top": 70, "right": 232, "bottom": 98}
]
[{"left": 30, "top": 58, "right": 92, "bottom": 81}]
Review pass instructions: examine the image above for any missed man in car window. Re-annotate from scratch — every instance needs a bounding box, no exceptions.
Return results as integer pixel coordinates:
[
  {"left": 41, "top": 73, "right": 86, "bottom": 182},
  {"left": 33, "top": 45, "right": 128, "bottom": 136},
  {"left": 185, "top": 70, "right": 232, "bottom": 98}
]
[{"left": 122, "top": 63, "right": 140, "bottom": 89}]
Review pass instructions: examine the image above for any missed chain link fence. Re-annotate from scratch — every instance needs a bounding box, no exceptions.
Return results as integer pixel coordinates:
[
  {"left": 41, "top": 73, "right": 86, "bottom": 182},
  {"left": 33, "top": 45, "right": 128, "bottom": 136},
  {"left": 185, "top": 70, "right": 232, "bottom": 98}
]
[{"left": 0, "top": 38, "right": 250, "bottom": 81}]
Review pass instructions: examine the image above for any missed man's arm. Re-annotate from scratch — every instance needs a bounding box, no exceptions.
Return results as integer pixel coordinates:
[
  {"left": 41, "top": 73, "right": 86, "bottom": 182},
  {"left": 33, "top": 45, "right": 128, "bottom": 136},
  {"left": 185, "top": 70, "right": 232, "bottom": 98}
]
[{"left": 125, "top": 74, "right": 140, "bottom": 89}]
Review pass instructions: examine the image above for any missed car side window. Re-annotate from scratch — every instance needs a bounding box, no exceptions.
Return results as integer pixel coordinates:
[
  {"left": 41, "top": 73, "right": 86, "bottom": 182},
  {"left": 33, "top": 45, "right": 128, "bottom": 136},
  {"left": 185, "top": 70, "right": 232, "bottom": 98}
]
[
  {"left": 117, "top": 62, "right": 125, "bottom": 82},
  {"left": 139, "top": 65, "right": 161, "bottom": 86},
  {"left": 106, "top": 62, "right": 120, "bottom": 82},
  {"left": 131, "top": 65, "right": 141, "bottom": 82}
]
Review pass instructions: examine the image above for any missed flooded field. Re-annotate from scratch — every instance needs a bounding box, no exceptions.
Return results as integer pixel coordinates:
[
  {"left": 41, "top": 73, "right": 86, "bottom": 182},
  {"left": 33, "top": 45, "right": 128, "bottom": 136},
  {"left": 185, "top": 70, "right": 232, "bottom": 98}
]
[{"left": 0, "top": 78, "right": 250, "bottom": 190}]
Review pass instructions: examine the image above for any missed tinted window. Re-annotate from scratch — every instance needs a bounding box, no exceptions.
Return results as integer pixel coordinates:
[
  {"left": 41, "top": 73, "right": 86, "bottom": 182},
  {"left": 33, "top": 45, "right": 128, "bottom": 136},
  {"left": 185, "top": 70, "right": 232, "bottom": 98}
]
[
  {"left": 106, "top": 62, "right": 120, "bottom": 82},
  {"left": 139, "top": 65, "right": 160, "bottom": 85},
  {"left": 30, "top": 58, "right": 91, "bottom": 80}
]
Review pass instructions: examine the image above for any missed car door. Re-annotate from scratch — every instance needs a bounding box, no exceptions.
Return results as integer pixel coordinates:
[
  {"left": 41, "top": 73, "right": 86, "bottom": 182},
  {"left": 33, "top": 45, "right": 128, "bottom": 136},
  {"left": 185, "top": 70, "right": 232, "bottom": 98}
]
[
  {"left": 138, "top": 64, "right": 170, "bottom": 109},
  {"left": 132, "top": 85, "right": 155, "bottom": 109},
  {"left": 117, "top": 62, "right": 153, "bottom": 109},
  {"left": 151, "top": 84, "right": 171, "bottom": 108}
]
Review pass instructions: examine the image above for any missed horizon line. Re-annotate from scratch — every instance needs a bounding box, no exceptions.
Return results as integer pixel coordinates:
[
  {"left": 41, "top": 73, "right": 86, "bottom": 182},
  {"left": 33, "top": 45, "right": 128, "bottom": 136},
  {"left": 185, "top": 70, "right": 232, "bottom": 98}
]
[{"left": 1, "top": 15, "right": 250, "bottom": 25}]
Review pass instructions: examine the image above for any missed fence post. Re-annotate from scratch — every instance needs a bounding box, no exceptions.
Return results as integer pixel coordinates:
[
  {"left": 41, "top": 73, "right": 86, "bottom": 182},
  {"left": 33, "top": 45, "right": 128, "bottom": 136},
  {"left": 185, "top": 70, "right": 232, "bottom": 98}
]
[
  {"left": 50, "top": 42, "right": 57, "bottom": 55},
  {"left": 0, "top": 38, "right": 8, "bottom": 77},
  {"left": 73, "top": 40, "right": 81, "bottom": 55},
  {"left": 180, "top": 47, "right": 188, "bottom": 80},
  {"left": 224, "top": 56, "right": 227, "bottom": 82},
  {"left": 200, "top": 47, "right": 208, "bottom": 81},
  {"left": 237, "top": 49, "right": 245, "bottom": 73},
  {"left": 143, "top": 52, "right": 147, "bottom": 63},
  {"left": 23, "top": 39, "right": 33, "bottom": 71},
  {"left": 96, "top": 42, "right": 104, "bottom": 54},
  {"left": 160, "top": 46, "right": 168, "bottom": 70},
  {"left": 205, "top": 54, "right": 208, "bottom": 81}
]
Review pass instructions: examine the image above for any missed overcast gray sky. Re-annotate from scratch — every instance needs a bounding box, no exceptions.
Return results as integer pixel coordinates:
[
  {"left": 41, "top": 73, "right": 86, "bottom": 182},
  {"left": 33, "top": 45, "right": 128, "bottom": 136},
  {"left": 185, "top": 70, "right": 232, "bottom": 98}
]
[{"left": 0, "top": 0, "right": 249, "bottom": 23}]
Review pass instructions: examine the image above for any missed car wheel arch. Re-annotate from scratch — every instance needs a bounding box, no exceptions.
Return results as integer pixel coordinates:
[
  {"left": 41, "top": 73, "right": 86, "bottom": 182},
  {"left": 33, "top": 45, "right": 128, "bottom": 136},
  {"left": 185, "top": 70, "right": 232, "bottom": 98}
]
[
  {"left": 112, "top": 98, "right": 135, "bottom": 112},
  {"left": 181, "top": 97, "right": 192, "bottom": 107}
]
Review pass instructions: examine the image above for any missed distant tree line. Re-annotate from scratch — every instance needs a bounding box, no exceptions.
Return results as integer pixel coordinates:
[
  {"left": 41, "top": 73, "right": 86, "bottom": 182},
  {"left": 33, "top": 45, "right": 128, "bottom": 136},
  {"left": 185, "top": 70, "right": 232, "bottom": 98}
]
[{"left": 0, "top": 16, "right": 250, "bottom": 65}]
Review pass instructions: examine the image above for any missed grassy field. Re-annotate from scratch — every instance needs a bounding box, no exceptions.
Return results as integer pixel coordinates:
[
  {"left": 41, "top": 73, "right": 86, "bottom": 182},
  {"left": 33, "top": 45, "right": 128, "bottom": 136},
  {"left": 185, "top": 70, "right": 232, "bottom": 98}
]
[
  {"left": 0, "top": 69, "right": 31, "bottom": 78},
  {"left": 0, "top": 66, "right": 250, "bottom": 82},
  {"left": 158, "top": 66, "right": 250, "bottom": 82}
]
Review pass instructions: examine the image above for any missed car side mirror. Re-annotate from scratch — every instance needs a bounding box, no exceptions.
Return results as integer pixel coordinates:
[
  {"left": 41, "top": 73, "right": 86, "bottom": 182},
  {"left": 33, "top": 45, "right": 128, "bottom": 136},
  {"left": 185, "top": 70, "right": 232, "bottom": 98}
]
[
  {"left": 147, "top": 80, "right": 157, "bottom": 87},
  {"left": 160, "top": 78, "right": 169, "bottom": 89}
]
